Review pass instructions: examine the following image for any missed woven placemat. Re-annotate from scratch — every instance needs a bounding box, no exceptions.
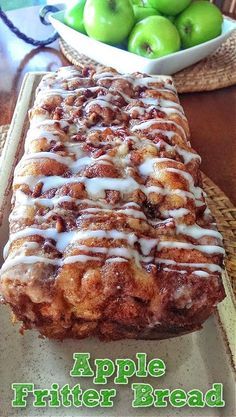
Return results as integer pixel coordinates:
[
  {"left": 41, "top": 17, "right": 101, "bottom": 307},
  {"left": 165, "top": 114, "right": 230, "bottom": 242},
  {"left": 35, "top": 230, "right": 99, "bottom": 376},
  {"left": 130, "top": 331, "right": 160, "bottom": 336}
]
[
  {"left": 0, "top": 124, "right": 235, "bottom": 295},
  {"left": 59, "top": 29, "right": 236, "bottom": 93},
  {"left": 0, "top": 125, "right": 9, "bottom": 156}
]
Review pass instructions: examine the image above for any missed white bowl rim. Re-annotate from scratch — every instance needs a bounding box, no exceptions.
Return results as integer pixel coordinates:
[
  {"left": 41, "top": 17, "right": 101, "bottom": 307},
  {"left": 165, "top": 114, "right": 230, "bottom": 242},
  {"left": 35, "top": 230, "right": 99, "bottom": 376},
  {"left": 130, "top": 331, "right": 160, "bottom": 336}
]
[{"left": 50, "top": 12, "right": 236, "bottom": 64}]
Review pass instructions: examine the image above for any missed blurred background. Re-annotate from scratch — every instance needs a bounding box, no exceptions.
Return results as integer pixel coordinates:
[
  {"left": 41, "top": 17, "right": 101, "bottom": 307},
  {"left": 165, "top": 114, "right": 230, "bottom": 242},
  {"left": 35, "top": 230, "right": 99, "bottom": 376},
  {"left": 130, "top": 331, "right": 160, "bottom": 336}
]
[
  {"left": 1, "top": 1, "right": 45, "bottom": 10},
  {"left": 1, "top": 0, "right": 64, "bottom": 11}
]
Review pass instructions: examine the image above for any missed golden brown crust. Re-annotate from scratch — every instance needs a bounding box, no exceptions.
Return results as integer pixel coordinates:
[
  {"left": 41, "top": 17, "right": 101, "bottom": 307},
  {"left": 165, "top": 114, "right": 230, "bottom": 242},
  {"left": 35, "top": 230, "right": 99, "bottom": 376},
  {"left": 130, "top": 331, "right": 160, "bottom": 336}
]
[{"left": 0, "top": 66, "right": 225, "bottom": 340}]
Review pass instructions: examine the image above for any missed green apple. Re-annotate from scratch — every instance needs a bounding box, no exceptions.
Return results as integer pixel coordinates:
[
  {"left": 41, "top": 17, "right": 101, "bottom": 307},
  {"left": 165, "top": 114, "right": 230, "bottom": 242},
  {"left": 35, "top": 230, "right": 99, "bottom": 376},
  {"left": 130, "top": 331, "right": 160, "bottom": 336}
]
[
  {"left": 133, "top": 5, "right": 161, "bottom": 22},
  {"left": 175, "top": 1, "right": 223, "bottom": 48},
  {"left": 131, "top": 0, "right": 145, "bottom": 4},
  {"left": 148, "top": 0, "right": 192, "bottom": 16},
  {"left": 128, "top": 15, "right": 180, "bottom": 59},
  {"left": 131, "top": 0, "right": 154, "bottom": 5},
  {"left": 64, "top": 0, "right": 87, "bottom": 34},
  {"left": 165, "top": 15, "right": 176, "bottom": 23},
  {"left": 84, "top": 0, "right": 135, "bottom": 45}
]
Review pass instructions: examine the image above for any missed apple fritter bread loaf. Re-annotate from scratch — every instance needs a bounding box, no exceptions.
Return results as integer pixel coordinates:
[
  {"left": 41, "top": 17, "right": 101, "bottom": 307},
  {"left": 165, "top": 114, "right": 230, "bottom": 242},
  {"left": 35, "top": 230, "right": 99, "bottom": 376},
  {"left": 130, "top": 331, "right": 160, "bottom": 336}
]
[{"left": 0, "top": 66, "right": 225, "bottom": 340}]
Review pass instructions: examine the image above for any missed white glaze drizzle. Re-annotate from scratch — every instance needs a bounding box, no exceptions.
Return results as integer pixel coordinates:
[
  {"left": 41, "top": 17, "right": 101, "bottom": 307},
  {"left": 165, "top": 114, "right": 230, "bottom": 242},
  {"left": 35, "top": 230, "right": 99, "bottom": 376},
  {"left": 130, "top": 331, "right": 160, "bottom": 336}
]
[
  {"left": 160, "top": 208, "right": 190, "bottom": 219},
  {"left": 131, "top": 98, "right": 184, "bottom": 113},
  {"left": 4, "top": 227, "right": 158, "bottom": 261},
  {"left": 131, "top": 119, "right": 187, "bottom": 139},
  {"left": 139, "top": 157, "right": 175, "bottom": 176},
  {"left": 155, "top": 258, "right": 222, "bottom": 273},
  {"left": 16, "top": 152, "right": 114, "bottom": 174},
  {"left": 162, "top": 268, "right": 210, "bottom": 278},
  {"left": 176, "top": 224, "right": 223, "bottom": 240},
  {"left": 0, "top": 67, "right": 224, "bottom": 281},
  {"left": 1, "top": 256, "right": 59, "bottom": 274},
  {"left": 175, "top": 145, "right": 201, "bottom": 164},
  {"left": 93, "top": 72, "right": 176, "bottom": 92},
  {"left": 14, "top": 174, "right": 198, "bottom": 204},
  {"left": 158, "top": 241, "right": 225, "bottom": 255},
  {"left": 85, "top": 97, "right": 118, "bottom": 112},
  {"left": 106, "top": 257, "right": 128, "bottom": 263}
]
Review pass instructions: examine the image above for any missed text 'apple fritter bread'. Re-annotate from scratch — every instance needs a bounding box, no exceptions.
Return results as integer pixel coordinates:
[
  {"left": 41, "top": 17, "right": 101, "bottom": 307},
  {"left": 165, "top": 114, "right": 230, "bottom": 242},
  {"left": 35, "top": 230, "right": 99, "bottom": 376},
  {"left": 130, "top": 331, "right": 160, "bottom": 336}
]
[{"left": 0, "top": 66, "right": 225, "bottom": 340}]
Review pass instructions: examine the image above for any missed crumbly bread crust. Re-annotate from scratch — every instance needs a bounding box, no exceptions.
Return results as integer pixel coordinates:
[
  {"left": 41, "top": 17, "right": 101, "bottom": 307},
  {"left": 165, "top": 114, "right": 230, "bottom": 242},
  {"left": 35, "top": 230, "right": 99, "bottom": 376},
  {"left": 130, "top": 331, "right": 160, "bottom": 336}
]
[{"left": 0, "top": 66, "right": 225, "bottom": 340}]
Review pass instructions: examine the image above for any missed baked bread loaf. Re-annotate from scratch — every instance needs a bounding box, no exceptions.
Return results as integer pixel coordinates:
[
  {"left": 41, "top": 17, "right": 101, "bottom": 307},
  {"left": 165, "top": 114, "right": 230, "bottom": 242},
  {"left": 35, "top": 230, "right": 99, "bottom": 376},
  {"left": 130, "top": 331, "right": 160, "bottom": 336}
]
[{"left": 0, "top": 66, "right": 225, "bottom": 340}]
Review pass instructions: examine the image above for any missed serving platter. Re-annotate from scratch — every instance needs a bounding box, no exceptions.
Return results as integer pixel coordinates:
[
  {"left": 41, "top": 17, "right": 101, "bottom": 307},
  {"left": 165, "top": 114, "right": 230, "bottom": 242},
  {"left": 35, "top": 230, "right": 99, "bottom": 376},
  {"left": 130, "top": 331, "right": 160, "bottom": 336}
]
[
  {"left": 0, "top": 72, "right": 235, "bottom": 417},
  {"left": 49, "top": 11, "right": 236, "bottom": 75}
]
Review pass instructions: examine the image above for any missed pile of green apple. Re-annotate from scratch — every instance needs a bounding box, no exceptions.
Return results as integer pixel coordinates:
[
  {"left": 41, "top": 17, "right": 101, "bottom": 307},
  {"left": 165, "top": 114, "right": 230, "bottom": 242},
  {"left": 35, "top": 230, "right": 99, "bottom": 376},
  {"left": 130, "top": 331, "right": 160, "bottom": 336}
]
[{"left": 64, "top": 0, "right": 223, "bottom": 59}]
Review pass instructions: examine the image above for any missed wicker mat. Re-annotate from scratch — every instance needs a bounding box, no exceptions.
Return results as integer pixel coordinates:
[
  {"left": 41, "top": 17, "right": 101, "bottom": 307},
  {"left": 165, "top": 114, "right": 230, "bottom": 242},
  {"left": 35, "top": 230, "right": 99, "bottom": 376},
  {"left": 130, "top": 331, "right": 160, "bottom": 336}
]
[
  {"left": 0, "top": 125, "right": 8, "bottom": 156},
  {"left": 0, "top": 124, "right": 235, "bottom": 295},
  {"left": 59, "top": 29, "right": 236, "bottom": 93}
]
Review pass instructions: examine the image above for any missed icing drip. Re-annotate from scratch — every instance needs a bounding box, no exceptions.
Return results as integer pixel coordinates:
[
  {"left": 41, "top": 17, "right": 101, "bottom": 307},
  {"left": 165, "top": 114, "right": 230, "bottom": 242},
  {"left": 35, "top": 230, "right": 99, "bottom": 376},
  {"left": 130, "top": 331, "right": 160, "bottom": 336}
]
[
  {"left": 14, "top": 175, "right": 198, "bottom": 204},
  {"left": 160, "top": 208, "right": 190, "bottom": 219},
  {"left": 158, "top": 241, "right": 225, "bottom": 255},
  {"left": 176, "top": 224, "right": 223, "bottom": 240},
  {"left": 155, "top": 258, "right": 222, "bottom": 273},
  {"left": 4, "top": 227, "right": 158, "bottom": 263},
  {"left": 17, "top": 153, "right": 114, "bottom": 174},
  {"left": 131, "top": 119, "right": 187, "bottom": 139},
  {"left": 163, "top": 268, "right": 210, "bottom": 278}
]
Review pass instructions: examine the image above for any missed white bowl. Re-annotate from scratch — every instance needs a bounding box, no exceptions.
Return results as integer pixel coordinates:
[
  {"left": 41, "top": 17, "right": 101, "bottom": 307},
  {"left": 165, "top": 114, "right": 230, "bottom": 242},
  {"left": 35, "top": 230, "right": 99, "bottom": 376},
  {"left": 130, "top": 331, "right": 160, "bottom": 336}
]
[{"left": 50, "top": 11, "right": 236, "bottom": 75}]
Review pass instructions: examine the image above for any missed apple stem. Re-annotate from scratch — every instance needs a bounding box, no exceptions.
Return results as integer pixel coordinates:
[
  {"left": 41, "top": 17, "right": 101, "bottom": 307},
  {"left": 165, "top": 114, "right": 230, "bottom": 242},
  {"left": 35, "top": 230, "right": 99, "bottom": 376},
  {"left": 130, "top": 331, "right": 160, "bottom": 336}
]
[
  {"left": 108, "top": 0, "right": 117, "bottom": 12},
  {"left": 184, "top": 22, "right": 192, "bottom": 35},
  {"left": 142, "top": 43, "right": 153, "bottom": 55}
]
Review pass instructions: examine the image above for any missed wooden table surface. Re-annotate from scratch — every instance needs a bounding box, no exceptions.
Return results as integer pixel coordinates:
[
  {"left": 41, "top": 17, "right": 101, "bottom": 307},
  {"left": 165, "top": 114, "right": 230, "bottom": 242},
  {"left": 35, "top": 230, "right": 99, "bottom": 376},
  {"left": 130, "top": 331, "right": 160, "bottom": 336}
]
[{"left": 0, "top": 6, "right": 235, "bottom": 204}]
